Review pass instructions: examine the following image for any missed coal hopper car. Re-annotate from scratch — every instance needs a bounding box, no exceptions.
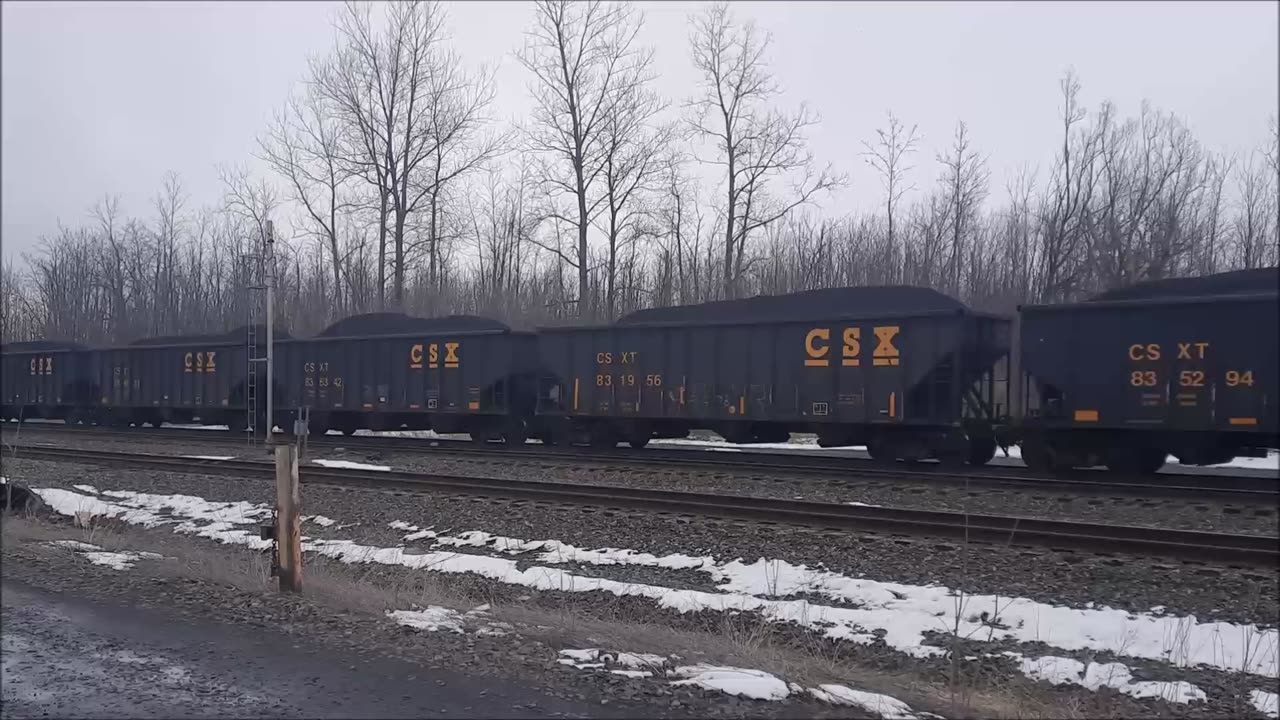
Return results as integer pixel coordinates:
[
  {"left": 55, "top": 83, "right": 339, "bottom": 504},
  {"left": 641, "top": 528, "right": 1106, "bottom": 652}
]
[
  {"left": 535, "top": 286, "right": 1011, "bottom": 464},
  {"left": 1014, "top": 268, "right": 1280, "bottom": 473}
]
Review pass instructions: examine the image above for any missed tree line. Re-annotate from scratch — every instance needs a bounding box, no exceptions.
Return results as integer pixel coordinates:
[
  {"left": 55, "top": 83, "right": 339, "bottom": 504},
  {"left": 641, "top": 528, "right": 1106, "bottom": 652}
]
[{"left": 3, "top": 0, "right": 1277, "bottom": 345}]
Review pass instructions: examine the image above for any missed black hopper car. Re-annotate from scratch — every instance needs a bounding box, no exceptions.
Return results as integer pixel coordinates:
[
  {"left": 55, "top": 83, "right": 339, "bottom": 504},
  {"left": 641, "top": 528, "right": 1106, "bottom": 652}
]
[
  {"left": 1012, "top": 268, "right": 1279, "bottom": 473},
  {"left": 3, "top": 269, "right": 1276, "bottom": 474},
  {"left": 535, "top": 286, "right": 1009, "bottom": 464}
]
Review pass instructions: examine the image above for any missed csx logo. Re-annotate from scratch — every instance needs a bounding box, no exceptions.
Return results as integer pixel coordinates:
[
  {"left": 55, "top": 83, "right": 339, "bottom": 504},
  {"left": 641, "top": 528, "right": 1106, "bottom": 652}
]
[
  {"left": 410, "top": 342, "right": 460, "bottom": 369},
  {"left": 184, "top": 351, "right": 217, "bottom": 373},
  {"left": 804, "top": 326, "right": 900, "bottom": 368},
  {"left": 29, "top": 356, "right": 54, "bottom": 375}
]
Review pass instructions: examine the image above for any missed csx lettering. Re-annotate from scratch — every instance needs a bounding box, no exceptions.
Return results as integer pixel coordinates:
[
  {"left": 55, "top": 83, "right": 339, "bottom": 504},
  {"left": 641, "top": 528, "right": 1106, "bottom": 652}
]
[
  {"left": 29, "top": 356, "right": 54, "bottom": 375},
  {"left": 183, "top": 351, "right": 217, "bottom": 373},
  {"left": 596, "top": 352, "right": 613, "bottom": 364},
  {"left": 429, "top": 344, "right": 439, "bottom": 366},
  {"left": 1129, "top": 343, "right": 1161, "bottom": 360},
  {"left": 410, "top": 344, "right": 424, "bottom": 368},
  {"left": 872, "top": 326, "right": 901, "bottom": 366},
  {"left": 804, "top": 328, "right": 830, "bottom": 367},
  {"left": 444, "top": 342, "right": 460, "bottom": 366},
  {"left": 1176, "top": 342, "right": 1210, "bottom": 360},
  {"left": 842, "top": 328, "right": 861, "bottom": 367},
  {"left": 620, "top": 351, "right": 638, "bottom": 364}
]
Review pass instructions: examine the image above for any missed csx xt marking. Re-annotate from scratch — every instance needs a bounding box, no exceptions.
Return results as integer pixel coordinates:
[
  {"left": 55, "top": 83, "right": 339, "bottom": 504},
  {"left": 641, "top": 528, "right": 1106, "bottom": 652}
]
[
  {"left": 1128, "top": 341, "right": 1210, "bottom": 361},
  {"left": 805, "top": 326, "right": 900, "bottom": 367},
  {"left": 410, "top": 342, "right": 460, "bottom": 369}
]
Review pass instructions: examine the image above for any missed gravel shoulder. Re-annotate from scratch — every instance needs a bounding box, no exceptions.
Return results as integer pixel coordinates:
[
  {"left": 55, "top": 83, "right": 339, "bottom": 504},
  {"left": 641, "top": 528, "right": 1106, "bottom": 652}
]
[{"left": 6, "top": 456, "right": 1274, "bottom": 626}]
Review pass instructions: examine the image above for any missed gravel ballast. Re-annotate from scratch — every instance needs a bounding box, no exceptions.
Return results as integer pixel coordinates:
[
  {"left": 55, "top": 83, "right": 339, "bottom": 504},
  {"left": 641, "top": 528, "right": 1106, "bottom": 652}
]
[{"left": 5, "top": 427, "right": 1276, "bottom": 536}]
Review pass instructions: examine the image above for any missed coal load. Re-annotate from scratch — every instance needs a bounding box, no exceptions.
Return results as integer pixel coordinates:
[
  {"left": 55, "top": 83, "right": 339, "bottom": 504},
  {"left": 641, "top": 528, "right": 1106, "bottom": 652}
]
[
  {"left": 1091, "top": 267, "right": 1279, "bottom": 302},
  {"left": 0, "top": 340, "right": 87, "bottom": 352},
  {"left": 615, "top": 286, "right": 967, "bottom": 326},
  {"left": 317, "top": 312, "right": 509, "bottom": 337},
  {"left": 128, "top": 324, "right": 292, "bottom": 346}
]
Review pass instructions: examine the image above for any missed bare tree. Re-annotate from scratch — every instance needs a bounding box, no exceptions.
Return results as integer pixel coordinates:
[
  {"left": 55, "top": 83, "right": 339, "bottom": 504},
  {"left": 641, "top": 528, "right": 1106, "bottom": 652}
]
[
  {"left": 1035, "top": 70, "right": 1102, "bottom": 302},
  {"left": 862, "top": 111, "right": 921, "bottom": 257},
  {"left": 595, "top": 80, "right": 670, "bottom": 319},
  {"left": 260, "top": 87, "right": 356, "bottom": 313},
  {"left": 416, "top": 53, "right": 509, "bottom": 294},
  {"left": 1233, "top": 150, "right": 1278, "bottom": 269},
  {"left": 517, "top": 0, "right": 651, "bottom": 318},
  {"left": 310, "top": 0, "right": 449, "bottom": 309},
  {"left": 688, "top": 2, "right": 844, "bottom": 299},
  {"left": 936, "top": 121, "right": 990, "bottom": 296}
]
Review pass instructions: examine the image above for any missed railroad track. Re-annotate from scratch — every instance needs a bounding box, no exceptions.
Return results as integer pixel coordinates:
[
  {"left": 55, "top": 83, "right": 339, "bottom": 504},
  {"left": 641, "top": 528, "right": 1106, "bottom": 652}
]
[
  {"left": 5, "top": 422, "right": 1278, "bottom": 501},
  {"left": 9, "top": 444, "right": 1277, "bottom": 567}
]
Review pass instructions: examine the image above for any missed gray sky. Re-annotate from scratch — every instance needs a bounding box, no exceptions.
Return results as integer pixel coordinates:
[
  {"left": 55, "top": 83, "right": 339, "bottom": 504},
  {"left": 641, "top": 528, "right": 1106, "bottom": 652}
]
[{"left": 3, "top": 0, "right": 1276, "bottom": 261}]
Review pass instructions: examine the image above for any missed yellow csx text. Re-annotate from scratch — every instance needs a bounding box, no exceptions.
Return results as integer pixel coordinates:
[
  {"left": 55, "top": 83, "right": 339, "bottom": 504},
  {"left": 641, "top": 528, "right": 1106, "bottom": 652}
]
[
  {"left": 183, "top": 351, "right": 218, "bottom": 373},
  {"left": 410, "top": 341, "right": 460, "bottom": 369},
  {"left": 805, "top": 326, "right": 900, "bottom": 368}
]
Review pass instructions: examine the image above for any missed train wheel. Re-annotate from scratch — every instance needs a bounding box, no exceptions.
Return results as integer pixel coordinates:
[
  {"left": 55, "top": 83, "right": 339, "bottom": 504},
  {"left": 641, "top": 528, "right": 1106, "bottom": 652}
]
[
  {"left": 228, "top": 415, "right": 248, "bottom": 434},
  {"left": 627, "top": 435, "right": 650, "bottom": 449},
  {"left": 967, "top": 436, "right": 998, "bottom": 466},
  {"left": 470, "top": 430, "right": 494, "bottom": 444}
]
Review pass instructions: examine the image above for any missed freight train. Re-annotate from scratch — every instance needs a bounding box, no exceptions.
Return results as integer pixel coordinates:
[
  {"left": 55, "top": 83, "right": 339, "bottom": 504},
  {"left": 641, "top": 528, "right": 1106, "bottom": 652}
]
[{"left": 3, "top": 268, "right": 1276, "bottom": 474}]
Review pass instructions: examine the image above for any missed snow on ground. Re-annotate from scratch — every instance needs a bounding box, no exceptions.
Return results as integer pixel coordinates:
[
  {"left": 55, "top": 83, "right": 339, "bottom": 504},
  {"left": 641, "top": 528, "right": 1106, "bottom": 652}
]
[
  {"left": 31, "top": 484, "right": 1276, "bottom": 703},
  {"left": 312, "top": 459, "right": 392, "bottom": 472},
  {"left": 181, "top": 455, "right": 236, "bottom": 461},
  {"left": 1012, "top": 653, "right": 1207, "bottom": 704},
  {"left": 386, "top": 604, "right": 512, "bottom": 636},
  {"left": 305, "top": 515, "right": 337, "bottom": 527},
  {"left": 44, "top": 540, "right": 168, "bottom": 570},
  {"left": 556, "top": 648, "right": 931, "bottom": 715},
  {"left": 1252, "top": 689, "right": 1279, "bottom": 719}
]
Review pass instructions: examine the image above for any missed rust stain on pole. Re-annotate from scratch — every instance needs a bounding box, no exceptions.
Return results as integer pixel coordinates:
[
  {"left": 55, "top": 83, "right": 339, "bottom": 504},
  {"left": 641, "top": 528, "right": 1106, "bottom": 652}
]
[{"left": 275, "top": 444, "right": 302, "bottom": 592}]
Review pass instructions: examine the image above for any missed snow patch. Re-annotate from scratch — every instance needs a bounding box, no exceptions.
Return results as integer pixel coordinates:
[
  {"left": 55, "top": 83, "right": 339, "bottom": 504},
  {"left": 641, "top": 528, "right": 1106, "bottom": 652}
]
[
  {"left": 808, "top": 685, "right": 924, "bottom": 719},
  {"left": 387, "top": 604, "right": 512, "bottom": 637},
  {"left": 306, "top": 515, "right": 337, "bottom": 527},
  {"left": 670, "top": 665, "right": 790, "bottom": 700},
  {"left": 1253, "top": 689, "right": 1279, "bottom": 719},
  {"left": 1014, "top": 653, "right": 1207, "bottom": 704},
  {"left": 47, "top": 540, "right": 103, "bottom": 551},
  {"left": 558, "top": 648, "right": 928, "bottom": 715},
  {"left": 313, "top": 459, "right": 392, "bottom": 472},
  {"left": 181, "top": 455, "right": 236, "bottom": 461},
  {"left": 387, "top": 607, "right": 465, "bottom": 633},
  {"left": 46, "top": 540, "right": 168, "bottom": 570}
]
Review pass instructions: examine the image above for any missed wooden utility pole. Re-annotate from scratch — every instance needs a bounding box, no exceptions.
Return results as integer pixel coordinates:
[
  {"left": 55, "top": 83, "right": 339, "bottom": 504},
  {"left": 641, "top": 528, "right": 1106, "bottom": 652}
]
[{"left": 274, "top": 444, "right": 302, "bottom": 592}]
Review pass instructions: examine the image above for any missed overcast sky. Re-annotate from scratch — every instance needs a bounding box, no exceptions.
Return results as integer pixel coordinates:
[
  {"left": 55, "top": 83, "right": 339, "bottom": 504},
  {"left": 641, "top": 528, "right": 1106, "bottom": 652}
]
[{"left": 2, "top": 0, "right": 1276, "bottom": 261}]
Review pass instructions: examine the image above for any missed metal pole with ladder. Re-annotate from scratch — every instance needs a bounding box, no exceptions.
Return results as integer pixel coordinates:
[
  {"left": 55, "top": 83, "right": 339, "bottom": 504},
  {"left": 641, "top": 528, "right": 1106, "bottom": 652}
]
[{"left": 241, "top": 220, "right": 275, "bottom": 445}]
